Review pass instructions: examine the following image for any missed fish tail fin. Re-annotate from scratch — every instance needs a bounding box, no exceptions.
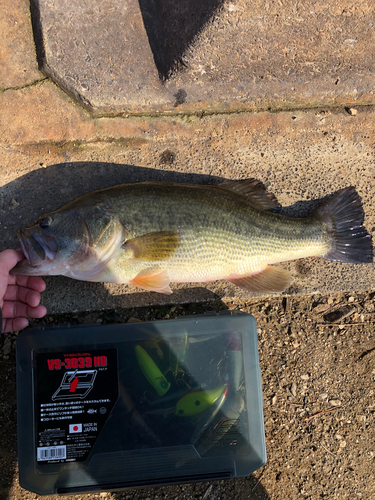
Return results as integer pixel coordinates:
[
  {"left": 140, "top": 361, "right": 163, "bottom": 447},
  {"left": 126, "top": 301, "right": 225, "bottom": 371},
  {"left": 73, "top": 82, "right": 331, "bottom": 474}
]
[{"left": 315, "top": 186, "right": 373, "bottom": 264}]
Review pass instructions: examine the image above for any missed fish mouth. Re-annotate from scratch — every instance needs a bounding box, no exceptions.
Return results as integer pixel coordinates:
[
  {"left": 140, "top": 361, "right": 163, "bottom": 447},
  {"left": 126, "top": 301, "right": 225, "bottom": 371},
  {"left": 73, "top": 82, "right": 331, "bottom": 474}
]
[{"left": 17, "top": 229, "right": 49, "bottom": 267}]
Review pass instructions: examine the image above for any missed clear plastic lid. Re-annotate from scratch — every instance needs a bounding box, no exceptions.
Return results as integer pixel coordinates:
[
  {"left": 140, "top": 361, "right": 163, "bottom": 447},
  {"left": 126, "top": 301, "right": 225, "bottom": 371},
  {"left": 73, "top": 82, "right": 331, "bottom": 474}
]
[{"left": 17, "top": 312, "right": 266, "bottom": 495}]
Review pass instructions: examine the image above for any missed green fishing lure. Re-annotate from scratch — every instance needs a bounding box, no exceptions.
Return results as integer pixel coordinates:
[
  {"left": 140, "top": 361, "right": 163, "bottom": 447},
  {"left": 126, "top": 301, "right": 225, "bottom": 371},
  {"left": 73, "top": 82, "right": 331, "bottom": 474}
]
[
  {"left": 135, "top": 345, "right": 171, "bottom": 396},
  {"left": 175, "top": 385, "right": 226, "bottom": 417}
]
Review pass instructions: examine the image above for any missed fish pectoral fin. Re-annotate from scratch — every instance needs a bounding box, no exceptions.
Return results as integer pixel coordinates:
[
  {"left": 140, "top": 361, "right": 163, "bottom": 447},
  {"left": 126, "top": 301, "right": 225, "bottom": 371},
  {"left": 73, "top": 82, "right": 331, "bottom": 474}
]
[
  {"left": 228, "top": 266, "right": 291, "bottom": 293},
  {"left": 124, "top": 231, "right": 179, "bottom": 261},
  {"left": 218, "top": 179, "right": 280, "bottom": 211},
  {"left": 130, "top": 268, "right": 172, "bottom": 294}
]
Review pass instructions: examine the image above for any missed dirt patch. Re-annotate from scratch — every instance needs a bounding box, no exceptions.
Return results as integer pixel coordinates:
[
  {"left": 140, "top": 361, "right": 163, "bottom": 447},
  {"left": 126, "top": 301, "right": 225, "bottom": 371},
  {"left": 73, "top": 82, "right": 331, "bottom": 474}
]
[{"left": 1, "top": 290, "right": 374, "bottom": 499}]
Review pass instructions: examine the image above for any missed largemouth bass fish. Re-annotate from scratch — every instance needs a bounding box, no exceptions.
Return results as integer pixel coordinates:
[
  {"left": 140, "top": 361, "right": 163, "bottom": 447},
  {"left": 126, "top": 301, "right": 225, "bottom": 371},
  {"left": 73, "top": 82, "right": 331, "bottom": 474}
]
[{"left": 11, "top": 180, "right": 373, "bottom": 294}]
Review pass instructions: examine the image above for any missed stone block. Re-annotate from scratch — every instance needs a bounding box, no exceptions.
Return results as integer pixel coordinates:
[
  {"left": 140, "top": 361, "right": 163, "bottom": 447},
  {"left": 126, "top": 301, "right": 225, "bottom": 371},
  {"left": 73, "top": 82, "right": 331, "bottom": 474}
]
[
  {"left": 31, "top": 0, "right": 375, "bottom": 114},
  {"left": 0, "top": 0, "right": 41, "bottom": 88}
]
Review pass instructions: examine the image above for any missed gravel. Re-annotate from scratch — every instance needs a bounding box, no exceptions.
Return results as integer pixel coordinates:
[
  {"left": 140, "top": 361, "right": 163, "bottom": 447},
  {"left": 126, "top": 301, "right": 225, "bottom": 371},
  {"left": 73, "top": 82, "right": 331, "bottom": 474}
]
[{"left": 1, "top": 290, "right": 374, "bottom": 499}]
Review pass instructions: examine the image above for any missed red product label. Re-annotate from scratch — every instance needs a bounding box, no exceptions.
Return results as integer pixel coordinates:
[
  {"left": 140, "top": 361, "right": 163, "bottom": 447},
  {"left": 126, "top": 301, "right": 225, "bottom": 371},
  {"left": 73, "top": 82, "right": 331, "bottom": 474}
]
[{"left": 47, "top": 356, "right": 107, "bottom": 370}]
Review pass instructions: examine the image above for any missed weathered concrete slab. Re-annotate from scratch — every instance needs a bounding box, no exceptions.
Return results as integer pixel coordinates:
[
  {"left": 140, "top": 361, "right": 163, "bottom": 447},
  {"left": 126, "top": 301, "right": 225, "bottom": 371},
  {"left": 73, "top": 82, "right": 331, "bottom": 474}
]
[
  {"left": 31, "top": 0, "right": 169, "bottom": 111},
  {"left": 0, "top": 0, "right": 42, "bottom": 88},
  {"left": 1, "top": 105, "right": 374, "bottom": 313},
  {"left": 32, "top": 0, "right": 375, "bottom": 115},
  {"left": 0, "top": 81, "right": 94, "bottom": 144}
]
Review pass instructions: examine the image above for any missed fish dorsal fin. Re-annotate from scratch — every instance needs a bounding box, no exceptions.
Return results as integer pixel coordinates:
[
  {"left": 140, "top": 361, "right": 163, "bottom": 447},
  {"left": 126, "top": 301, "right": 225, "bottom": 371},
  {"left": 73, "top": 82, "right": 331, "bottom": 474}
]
[
  {"left": 218, "top": 179, "right": 280, "bottom": 211},
  {"left": 228, "top": 266, "right": 290, "bottom": 293},
  {"left": 130, "top": 268, "right": 172, "bottom": 294},
  {"left": 124, "top": 231, "right": 179, "bottom": 261}
]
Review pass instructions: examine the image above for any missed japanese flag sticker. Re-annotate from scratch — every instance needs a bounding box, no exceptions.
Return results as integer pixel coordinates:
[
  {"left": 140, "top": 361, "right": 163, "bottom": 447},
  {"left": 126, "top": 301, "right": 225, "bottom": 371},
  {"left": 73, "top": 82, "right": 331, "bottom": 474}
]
[{"left": 69, "top": 423, "right": 82, "bottom": 433}]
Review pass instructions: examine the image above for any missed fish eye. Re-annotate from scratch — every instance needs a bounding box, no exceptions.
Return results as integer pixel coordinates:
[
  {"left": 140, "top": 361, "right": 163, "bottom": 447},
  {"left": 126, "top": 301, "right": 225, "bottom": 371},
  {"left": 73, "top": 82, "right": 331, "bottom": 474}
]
[{"left": 39, "top": 217, "right": 52, "bottom": 229}]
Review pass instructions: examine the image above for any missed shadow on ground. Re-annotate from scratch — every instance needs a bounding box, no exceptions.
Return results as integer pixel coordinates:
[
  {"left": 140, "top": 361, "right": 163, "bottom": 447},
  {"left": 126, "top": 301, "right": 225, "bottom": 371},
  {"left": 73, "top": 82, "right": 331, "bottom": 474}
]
[
  {"left": 110, "top": 475, "right": 270, "bottom": 499},
  {"left": 0, "top": 160, "right": 330, "bottom": 313},
  {"left": 138, "top": 0, "right": 224, "bottom": 79}
]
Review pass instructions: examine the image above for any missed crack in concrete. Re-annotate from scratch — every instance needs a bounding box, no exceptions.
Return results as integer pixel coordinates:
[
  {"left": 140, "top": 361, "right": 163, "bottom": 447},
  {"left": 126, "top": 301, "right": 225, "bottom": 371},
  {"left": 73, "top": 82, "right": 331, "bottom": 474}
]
[
  {"left": 92, "top": 102, "right": 375, "bottom": 121},
  {"left": 0, "top": 76, "right": 49, "bottom": 93},
  {"left": 2, "top": 73, "right": 375, "bottom": 122}
]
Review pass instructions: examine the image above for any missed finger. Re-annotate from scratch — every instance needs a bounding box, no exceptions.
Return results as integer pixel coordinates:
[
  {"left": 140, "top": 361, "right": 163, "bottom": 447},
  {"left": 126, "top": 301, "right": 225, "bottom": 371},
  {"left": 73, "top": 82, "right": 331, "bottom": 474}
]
[
  {"left": 2, "top": 301, "right": 47, "bottom": 320},
  {"left": 3, "top": 285, "right": 41, "bottom": 307},
  {"left": 2, "top": 316, "right": 29, "bottom": 334},
  {"left": 10, "top": 275, "right": 46, "bottom": 292},
  {"left": 0, "top": 249, "right": 25, "bottom": 274}
]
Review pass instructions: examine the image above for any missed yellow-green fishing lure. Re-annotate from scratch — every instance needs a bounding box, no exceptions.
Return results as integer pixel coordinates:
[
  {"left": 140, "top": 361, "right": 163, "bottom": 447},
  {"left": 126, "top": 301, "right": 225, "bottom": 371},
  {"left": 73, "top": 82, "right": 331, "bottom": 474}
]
[
  {"left": 175, "top": 385, "right": 226, "bottom": 417},
  {"left": 135, "top": 345, "right": 171, "bottom": 396}
]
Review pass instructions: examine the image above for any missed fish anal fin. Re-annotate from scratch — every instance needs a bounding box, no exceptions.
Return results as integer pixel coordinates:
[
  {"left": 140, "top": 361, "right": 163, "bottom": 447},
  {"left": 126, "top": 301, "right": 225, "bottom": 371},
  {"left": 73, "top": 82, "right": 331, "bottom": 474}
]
[
  {"left": 228, "top": 266, "right": 291, "bottom": 293},
  {"left": 130, "top": 268, "right": 172, "bottom": 295},
  {"left": 124, "top": 231, "right": 179, "bottom": 261},
  {"left": 219, "top": 179, "right": 280, "bottom": 211}
]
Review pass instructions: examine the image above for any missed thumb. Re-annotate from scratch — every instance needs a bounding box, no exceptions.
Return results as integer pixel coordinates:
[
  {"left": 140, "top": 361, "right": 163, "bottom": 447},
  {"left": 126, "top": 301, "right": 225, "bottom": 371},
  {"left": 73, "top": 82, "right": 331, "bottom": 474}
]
[{"left": 0, "top": 249, "right": 25, "bottom": 274}]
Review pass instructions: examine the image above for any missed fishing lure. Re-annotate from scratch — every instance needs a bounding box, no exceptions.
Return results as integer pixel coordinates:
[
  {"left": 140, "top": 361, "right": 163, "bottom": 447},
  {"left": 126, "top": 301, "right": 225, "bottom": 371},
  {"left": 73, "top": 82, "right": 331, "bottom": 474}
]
[
  {"left": 146, "top": 385, "right": 227, "bottom": 418},
  {"left": 135, "top": 345, "right": 171, "bottom": 396},
  {"left": 175, "top": 385, "right": 226, "bottom": 417}
]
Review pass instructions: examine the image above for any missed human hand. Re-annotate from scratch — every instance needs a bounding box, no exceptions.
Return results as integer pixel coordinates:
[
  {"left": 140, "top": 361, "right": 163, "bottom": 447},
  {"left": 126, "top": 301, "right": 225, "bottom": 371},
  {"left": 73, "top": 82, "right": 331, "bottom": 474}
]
[{"left": 0, "top": 249, "right": 47, "bottom": 333}]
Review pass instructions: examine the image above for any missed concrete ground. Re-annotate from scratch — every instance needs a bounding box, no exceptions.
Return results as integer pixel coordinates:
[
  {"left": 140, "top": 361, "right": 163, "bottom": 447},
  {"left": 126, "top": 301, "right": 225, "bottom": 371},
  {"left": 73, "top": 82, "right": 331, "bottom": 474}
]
[{"left": 0, "top": 0, "right": 374, "bottom": 499}]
